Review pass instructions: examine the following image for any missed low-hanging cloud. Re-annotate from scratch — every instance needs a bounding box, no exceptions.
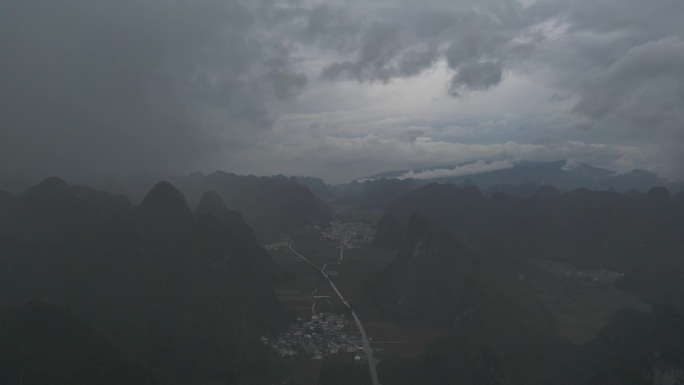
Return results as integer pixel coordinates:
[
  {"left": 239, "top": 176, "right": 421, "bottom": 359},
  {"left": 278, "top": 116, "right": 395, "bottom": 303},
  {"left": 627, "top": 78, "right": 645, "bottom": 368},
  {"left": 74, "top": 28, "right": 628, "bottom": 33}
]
[
  {"left": 318, "top": 0, "right": 543, "bottom": 92},
  {"left": 396, "top": 160, "right": 515, "bottom": 180}
]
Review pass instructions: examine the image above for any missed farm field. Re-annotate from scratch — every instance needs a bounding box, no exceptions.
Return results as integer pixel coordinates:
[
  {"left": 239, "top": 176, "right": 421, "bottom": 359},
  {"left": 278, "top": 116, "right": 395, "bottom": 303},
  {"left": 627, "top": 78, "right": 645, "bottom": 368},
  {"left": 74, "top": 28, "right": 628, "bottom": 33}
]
[
  {"left": 550, "top": 281, "right": 651, "bottom": 344},
  {"left": 526, "top": 258, "right": 651, "bottom": 344}
]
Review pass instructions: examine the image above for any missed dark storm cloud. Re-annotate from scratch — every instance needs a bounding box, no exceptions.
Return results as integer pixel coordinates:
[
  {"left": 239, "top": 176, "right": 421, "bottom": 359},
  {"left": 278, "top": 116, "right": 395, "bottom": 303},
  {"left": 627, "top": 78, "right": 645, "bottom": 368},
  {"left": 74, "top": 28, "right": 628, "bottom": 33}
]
[
  {"left": 546, "top": 0, "right": 684, "bottom": 178},
  {"left": 0, "top": 0, "right": 306, "bottom": 180},
  {"left": 3, "top": 0, "right": 684, "bottom": 182},
  {"left": 296, "top": 4, "right": 364, "bottom": 52},
  {"left": 449, "top": 61, "right": 503, "bottom": 95},
  {"left": 446, "top": 35, "right": 504, "bottom": 68},
  {"left": 571, "top": 37, "right": 684, "bottom": 178},
  {"left": 574, "top": 38, "right": 684, "bottom": 123},
  {"left": 320, "top": 21, "right": 403, "bottom": 82},
  {"left": 318, "top": 0, "right": 539, "bottom": 92},
  {"left": 277, "top": 0, "right": 684, "bottom": 180}
]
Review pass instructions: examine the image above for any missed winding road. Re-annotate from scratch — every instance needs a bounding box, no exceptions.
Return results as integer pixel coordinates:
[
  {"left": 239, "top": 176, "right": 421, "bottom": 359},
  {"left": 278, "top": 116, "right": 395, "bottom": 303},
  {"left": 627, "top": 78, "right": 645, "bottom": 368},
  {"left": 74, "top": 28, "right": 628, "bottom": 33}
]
[{"left": 289, "top": 239, "right": 381, "bottom": 385}]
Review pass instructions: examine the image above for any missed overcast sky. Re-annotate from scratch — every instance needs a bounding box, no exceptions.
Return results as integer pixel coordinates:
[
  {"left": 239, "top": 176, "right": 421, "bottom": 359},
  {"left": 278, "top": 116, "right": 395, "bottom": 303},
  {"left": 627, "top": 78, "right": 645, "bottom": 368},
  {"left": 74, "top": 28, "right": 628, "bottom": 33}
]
[{"left": 2, "top": 0, "right": 683, "bottom": 183}]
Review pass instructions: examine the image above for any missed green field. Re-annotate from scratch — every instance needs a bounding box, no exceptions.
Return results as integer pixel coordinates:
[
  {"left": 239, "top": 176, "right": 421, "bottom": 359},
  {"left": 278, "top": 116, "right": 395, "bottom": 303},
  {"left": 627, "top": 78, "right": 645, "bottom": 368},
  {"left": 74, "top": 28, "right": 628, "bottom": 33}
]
[
  {"left": 377, "top": 357, "right": 425, "bottom": 385},
  {"left": 525, "top": 258, "right": 651, "bottom": 344},
  {"left": 549, "top": 280, "right": 651, "bottom": 344},
  {"left": 317, "top": 363, "right": 372, "bottom": 385},
  {"left": 335, "top": 208, "right": 385, "bottom": 224},
  {"left": 291, "top": 241, "right": 343, "bottom": 267},
  {"left": 330, "top": 246, "right": 396, "bottom": 314}
]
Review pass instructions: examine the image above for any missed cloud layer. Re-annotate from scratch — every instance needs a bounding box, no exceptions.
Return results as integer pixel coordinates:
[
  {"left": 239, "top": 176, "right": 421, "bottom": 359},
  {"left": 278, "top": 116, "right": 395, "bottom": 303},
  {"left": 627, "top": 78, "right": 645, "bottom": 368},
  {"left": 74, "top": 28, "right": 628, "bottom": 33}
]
[
  {"left": 1, "top": 0, "right": 307, "bottom": 179},
  {"left": 1, "top": 0, "right": 683, "bottom": 182},
  {"left": 395, "top": 160, "right": 515, "bottom": 180}
]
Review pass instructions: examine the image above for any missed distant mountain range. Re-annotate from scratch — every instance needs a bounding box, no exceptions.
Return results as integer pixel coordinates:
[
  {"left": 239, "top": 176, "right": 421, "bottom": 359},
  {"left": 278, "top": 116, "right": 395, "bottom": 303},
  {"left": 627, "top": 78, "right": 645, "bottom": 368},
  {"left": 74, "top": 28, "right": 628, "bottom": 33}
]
[
  {"left": 0, "top": 172, "right": 333, "bottom": 243},
  {"left": 0, "top": 174, "right": 28, "bottom": 196},
  {"left": 357, "top": 160, "right": 684, "bottom": 194},
  {"left": 306, "top": 160, "right": 682, "bottom": 210},
  {"left": 3, "top": 160, "right": 681, "bottom": 220},
  {"left": 3, "top": 171, "right": 684, "bottom": 384},
  {"left": 87, "top": 171, "right": 333, "bottom": 243}
]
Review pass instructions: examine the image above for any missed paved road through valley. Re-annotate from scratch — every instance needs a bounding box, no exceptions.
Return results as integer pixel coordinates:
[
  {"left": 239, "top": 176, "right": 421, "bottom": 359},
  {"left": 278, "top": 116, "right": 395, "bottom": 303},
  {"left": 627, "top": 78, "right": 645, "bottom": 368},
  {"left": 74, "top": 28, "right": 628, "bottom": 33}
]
[{"left": 289, "top": 239, "right": 381, "bottom": 385}]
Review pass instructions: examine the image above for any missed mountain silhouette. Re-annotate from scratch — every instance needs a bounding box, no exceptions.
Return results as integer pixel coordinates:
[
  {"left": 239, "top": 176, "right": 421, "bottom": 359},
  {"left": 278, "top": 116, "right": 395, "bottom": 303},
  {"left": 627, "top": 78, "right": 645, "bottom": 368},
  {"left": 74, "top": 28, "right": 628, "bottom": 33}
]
[
  {"left": 0, "top": 178, "right": 291, "bottom": 383},
  {"left": 89, "top": 171, "right": 333, "bottom": 242}
]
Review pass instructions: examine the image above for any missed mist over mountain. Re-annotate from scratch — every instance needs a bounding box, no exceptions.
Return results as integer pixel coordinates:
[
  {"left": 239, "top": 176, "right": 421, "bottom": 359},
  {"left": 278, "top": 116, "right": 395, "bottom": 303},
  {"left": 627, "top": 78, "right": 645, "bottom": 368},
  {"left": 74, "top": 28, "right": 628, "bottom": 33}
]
[
  {"left": 0, "top": 174, "right": 28, "bottom": 196},
  {"left": 292, "top": 176, "right": 340, "bottom": 201},
  {"left": 675, "top": 191, "right": 684, "bottom": 207},
  {"left": 371, "top": 212, "right": 684, "bottom": 385},
  {"left": 360, "top": 160, "right": 683, "bottom": 194},
  {"left": 3, "top": 0, "right": 684, "bottom": 383},
  {"left": 0, "top": 303, "right": 159, "bottom": 385},
  {"left": 0, "top": 177, "right": 133, "bottom": 244},
  {"left": 370, "top": 213, "right": 553, "bottom": 328},
  {"left": 195, "top": 190, "right": 277, "bottom": 284},
  {"left": 0, "top": 178, "right": 290, "bottom": 383},
  {"left": 284, "top": 160, "right": 683, "bottom": 213},
  {"left": 88, "top": 171, "right": 333, "bottom": 242},
  {"left": 3, "top": 170, "right": 684, "bottom": 384},
  {"left": 335, "top": 179, "right": 422, "bottom": 210},
  {"left": 370, "top": 214, "right": 565, "bottom": 384},
  {"left": 374, "top": 184, "right": 684, "bottom": 302}
]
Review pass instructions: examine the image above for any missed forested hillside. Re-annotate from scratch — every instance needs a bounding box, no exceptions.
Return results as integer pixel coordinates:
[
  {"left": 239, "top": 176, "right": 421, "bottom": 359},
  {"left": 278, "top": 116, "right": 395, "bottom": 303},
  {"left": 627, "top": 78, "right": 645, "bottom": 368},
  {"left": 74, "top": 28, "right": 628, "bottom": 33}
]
[{"left": 0, "top": 178, "right": 291, "bottom": 384}]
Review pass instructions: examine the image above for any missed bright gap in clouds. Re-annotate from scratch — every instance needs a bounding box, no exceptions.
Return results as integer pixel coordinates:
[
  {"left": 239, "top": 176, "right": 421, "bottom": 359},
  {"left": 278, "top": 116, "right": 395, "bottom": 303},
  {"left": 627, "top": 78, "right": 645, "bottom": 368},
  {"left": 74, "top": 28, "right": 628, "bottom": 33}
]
[
  {"left": 2, "top": 0, "right": 683, "bottom": 182},
  {"left": 226, "top": 60, "right": 645, "bottom": 183}
]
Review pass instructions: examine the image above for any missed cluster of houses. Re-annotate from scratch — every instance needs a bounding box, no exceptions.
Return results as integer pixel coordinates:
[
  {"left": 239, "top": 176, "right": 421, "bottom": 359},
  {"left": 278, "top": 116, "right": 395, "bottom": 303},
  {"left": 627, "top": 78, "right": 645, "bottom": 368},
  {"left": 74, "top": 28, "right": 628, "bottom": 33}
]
[
  {"left": 263, "top": 220, "right": 375, "bottom": 251},
  {"left": 560, "top": 268, "right": 625, "bottom": 283},
  {"left": 262, "top": 312, "right": 367, "bottom": 362},
  {"left": 322, "top": 221, "right": 376, "bottom": 245}
]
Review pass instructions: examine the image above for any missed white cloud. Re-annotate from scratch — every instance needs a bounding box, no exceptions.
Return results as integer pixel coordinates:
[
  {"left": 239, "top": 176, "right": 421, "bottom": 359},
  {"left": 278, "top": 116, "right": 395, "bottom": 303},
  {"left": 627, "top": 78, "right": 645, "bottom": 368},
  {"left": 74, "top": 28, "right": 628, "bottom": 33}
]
[
  {"left": 3, "top": 0, "right": 683, "bottom": 182},
  {"left": 219, "top": 128, "right": 654, "bottom": 183},
  {"left": 395, "top": 160, "right": 515, "bottom": 180}
]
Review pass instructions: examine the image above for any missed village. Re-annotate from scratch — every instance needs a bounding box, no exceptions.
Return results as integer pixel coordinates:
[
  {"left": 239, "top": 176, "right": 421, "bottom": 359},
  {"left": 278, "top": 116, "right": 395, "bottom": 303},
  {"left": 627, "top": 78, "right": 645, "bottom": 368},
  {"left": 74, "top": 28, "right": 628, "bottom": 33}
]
[
  {"left": 262, "top": 312, "right": 368, "bottom": 362},
  {"left": 321, "top": 220, "right": 376, "bottom": 245},
  {"left": 263, "top": 221, "right": 375, "bottom": 252},
  {"left": 262, "top": 220, "right": 379, "bottom": 366}
]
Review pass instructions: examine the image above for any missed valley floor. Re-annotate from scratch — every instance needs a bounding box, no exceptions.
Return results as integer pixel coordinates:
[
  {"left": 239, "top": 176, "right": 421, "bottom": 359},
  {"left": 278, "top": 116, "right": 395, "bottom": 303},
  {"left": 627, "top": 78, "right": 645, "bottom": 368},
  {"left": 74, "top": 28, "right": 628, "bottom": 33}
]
[{"left": 269, "top": 222, "right": 445, "bottom": 385}]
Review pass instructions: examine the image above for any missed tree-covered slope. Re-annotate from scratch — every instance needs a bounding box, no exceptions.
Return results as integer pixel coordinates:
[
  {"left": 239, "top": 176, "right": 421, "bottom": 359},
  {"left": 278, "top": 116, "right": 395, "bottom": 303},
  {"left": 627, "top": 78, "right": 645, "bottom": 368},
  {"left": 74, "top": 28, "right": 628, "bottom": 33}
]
[
  {"left": 370, "top": 213, "right": 568, "bottom": 384},
  {"left": 0, "top": 303, "right": 159, "bottom": 385},
  {"left": 372, "top": 213, "right": 684, "bottom": 385},
  {"left": 375, "top": 184, "right": 684, "bottom": 300},
  {"left": 0, "top": 179, "right": 291, "bottom": 384}
]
